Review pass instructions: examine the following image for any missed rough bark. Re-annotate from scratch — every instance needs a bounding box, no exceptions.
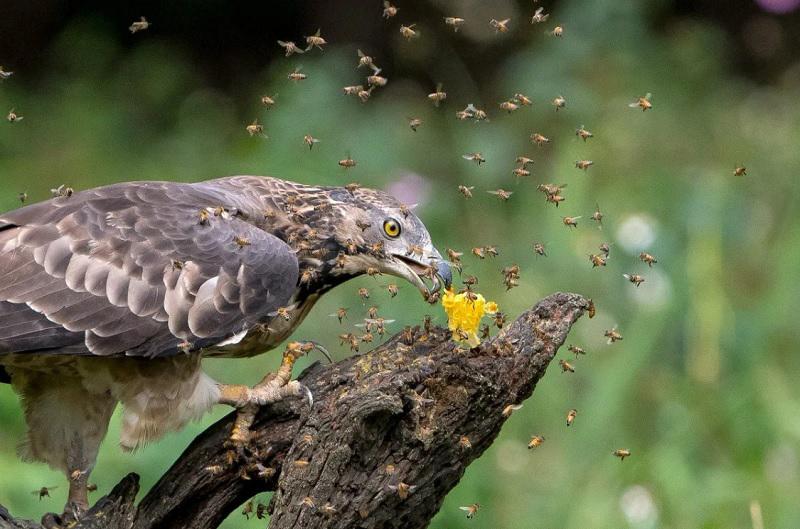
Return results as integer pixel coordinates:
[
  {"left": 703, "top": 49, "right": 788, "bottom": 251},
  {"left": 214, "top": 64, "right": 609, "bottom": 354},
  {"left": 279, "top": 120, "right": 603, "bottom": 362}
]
[{"left": 0, "top": 292, "right": 589, "bottom": 529}]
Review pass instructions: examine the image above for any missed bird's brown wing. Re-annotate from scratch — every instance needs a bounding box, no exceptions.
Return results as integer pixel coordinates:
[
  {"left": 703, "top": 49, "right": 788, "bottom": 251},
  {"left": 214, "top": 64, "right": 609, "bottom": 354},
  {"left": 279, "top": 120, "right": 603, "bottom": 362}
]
[{"left": 0, "top": 179, "right": 298, "bottom": 358}]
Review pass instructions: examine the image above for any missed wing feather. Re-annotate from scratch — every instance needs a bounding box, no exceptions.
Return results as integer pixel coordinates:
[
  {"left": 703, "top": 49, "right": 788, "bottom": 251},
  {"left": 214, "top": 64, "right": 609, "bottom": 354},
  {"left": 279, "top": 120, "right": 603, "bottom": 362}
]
[{"left": 0, "top": 178, "right": 299, "bottom": 358}]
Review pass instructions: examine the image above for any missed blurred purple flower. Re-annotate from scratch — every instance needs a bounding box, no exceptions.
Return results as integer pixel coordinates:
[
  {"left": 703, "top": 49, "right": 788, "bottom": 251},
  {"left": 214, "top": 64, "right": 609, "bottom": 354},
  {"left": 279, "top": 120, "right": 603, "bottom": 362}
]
[
  {"left": 385, "top": 172, "right": 431, "bottom": 208},
  {"left": 755, "top": 0, "right": 800, "bottom": 14}
]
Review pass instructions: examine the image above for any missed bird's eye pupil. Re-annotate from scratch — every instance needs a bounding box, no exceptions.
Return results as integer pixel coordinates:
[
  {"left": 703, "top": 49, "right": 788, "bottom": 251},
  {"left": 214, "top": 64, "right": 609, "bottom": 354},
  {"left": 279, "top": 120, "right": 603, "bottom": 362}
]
[{"left": 383, "top": 219, "right": 401, "bottom": 238}]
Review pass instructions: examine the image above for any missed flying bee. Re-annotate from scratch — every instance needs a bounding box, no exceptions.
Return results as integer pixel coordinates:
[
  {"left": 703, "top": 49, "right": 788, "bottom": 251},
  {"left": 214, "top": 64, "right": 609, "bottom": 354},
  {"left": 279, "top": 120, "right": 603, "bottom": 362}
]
[
  {"left": 605, "top": 327, "right": 623, "bottom": 343},
  {"left": 402, "top": 326, "right": 414, "bottom": 345},
  {"left": 300, "top": 268, "right": 319, "bottom": 285},
  {"left": 623, "top": 273, "right": 645, "bottom": 287},
  {"left": 272, "top": 306, "right": 292, "bottom": 321},
  {"left": 533, "top": 241, "right": 547, "bottom": 256},
  {"left": 246, "top": 120, "right": 264, "bottom": 137},
  {"left": 32, "top": 486, "right": 58, "bottom": 500},
  {"left": 639, "top": 252, "right": 658, "bottom": 267},
  {"left": 338, "top": 154, "right": 357, "bottom": 168},
  {"left": 129, "top": 16, "right": 150, "bottom": 33},
  {"left": 428, "top": 83, "right": 447, "bottom": 106},
  {"left": 465, "top": 103, "right": 487, "bottom": 121},
  {"left": 528, "top": 435, "right": 545, "bottom": 449},
  {"left": 587, "top": 298, "right": 596, "bottom": 318},
  {"left": 458, "top": 185, "right": 474, "bottom": 199},
  {"left": 360, "top": 332, "right": 374, "bottom": 343},
  {"left": 198, "top": 209, "right": 210, "bottom": 225},
  {"left": 367, "top": 72, "right": 388, "bottom": 87},
  {"left": 546, "top": 193, "right": 565, "bottom": 207},
  {"left": 480, "top": 324, "right": 491, "bottom": 339},
  {"left": 589, "top": 253, "right": 607, "bottom": 267},
  {"left": 320, "top": 503, "right": 337, "bottom": 516},
  {"left": 260, "top": 94, "right": 277, "bottom": 108},
  {"left": 357, "top": 86, "right": 374, "bottom": 103},
  {"left": 366, "top": 267, "right": 382, "bottom": 278},
  {"left": 18, "top": 192, "right": 27, "bottom": 203},
  {"left": 233, "top": 235, "right": 251, "bottom": 248},
  {"left": 331, "top": 307, "right": 348, "bottom": 323},
  {"left": 358, "top": 287, "right": 370, "bottom": 300},
  {"left": 485, "top": 246, "right": 499, "bottom": 257},
  {"left": 613, "top": 449, "right": 631, "bottom": 461},
  {"left": 513, "top": 93, "right": 532, "bottom": 106},
  {"left": 530, "top": 132, "right": 551, "bottom": 146},
  {"left": 87, "top": 484, "right": 98, "bottom": 493},
  {"left": 629, "top": 93, "right": 653, "bottom": 111},
  {"left": 287, "top": 68, "right": 307, "bottom": 82},
  {"left": 304, "top": 28, "right": 327, "bottom": 51},
  {"left": 447, "top": 248, "right": 463, "bottom": 270},
  {"left": 733, "top": 165, "right": 747, "bottom": 176},
  {"left": 387, "top": 283, "right": 398, "bottom": 297},
  {"left": 459, "top": 435, "right": 472, "bottom": 450},
  {"left": 487, "top": 189, "right": 513, "bottom": 201},
  {"left": 423, "top": 314, "right": 433, "bottom": 333},
  {"left": 490, "top": 18, "right": 511, "bottom": 33},
  {"left": 399, "top": 24, "right": 418, "bottom": 39},
  {"left": 502, "top": 403, "right": 523, "bottom": 417},
  {"left": 382, "top": 1, "right": 398, "bottom": 18},
  {"left": 500, "top": 100, "right": 519, "bottom": 113},
  {"left": 591, "top": 204, "right": 603, "bottom": 226},
  {"left": 343, "top": 84, "right": 363, "bottom": 95},
  {"left": 493, "top": 311, "right": 506, "bottom": 328},
  {"left": 516, "top": 156, "right": 534, "bottom": 167},
  {"left": 277, "top": 40, "right": 305, "bottom": 56},
  {"left": 552, "top": 95, "right": 566, "bottom": 110},
  {"left": 455, "top": 109, "right": 472, "bottom": 121},
  {"left": 559, "top": 359, "right": 575, "bottom": 373},
  {"left": 531, "top": 7, "right": 549, "bottom": 23},
  {"left": 568, "top": 344, "right": 586, "bottom": 357},
  {"left": 368, "top": 240, "right": 385, "bottom": 256},
  {"left": 575, "top": 125, "right": 593, "bottom": 141},
  {"left": 460, "top": 503, "right": 481, "bottom": 518},
  {"left": 562, "top": 216, "right": 581, "bottom": 228},
  {"left": 6, "top": 108, "right": 22, "bottom": 122},
  {"left": 471, "top": 247, "right": 486, "bottom": 259},
  {"left": 242, "top": 501, "right": 254, "bottom": 519},
  {"left": 566, "top": 408, "right": 577, "bottom": 426},
  {"left": 512, "top": 167, "right": 531, "bottom": 179},
  {"left": 550, "top": 24, "right": 564, "bottom": 37},
  {"left": 298, "top": 497, "right": 316, "bottom": 509},
  {"left": 462, "top": 275, "right": 478, "bottom": 287},
  {"left": 575, "top": 159, "right": 594, "bottom": 171},
  {"left": 355, "top": 220, "right": 372, "bottom": 232},
  {"left": 0, "top": 66, "right": 14, "bottom": 80},
  {"left": 406, "top": 244, "right": 424, "bottom": 258},
  {"left": 444, "top": 17, "right": 465, "bottom": 31},
  {"left": 367, "top": 306, "right": 379, "bottom": 319},
  {"left": 599, "top": 242, "right": 611, "bottom": 256},
  {"left": 388, "top": 482, "right": 415, "bottom": 500},
  {"left": 408, "top": 116, "right": 423, "bottom": 131},
  {"left": 462, "top": 152, "right": 486, "bottom": 165},
  {"left": 356, "top": 49, "right": 376, "bottom": 70},
  {"left": 256, "top": 502, "right": 268, "bottom": 519},
  {"left": 399, "top": 203, "right": 414, "bottom": 218},
  {"left": 303, "top": 134, "right": 320, "bottom": 150}
]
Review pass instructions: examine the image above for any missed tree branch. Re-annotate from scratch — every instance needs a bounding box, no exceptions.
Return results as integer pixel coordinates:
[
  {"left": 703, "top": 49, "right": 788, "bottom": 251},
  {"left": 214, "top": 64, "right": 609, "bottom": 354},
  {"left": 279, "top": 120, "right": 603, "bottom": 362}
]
[{"left": 0, "top": 292, "right": 589, "bottom": 529}]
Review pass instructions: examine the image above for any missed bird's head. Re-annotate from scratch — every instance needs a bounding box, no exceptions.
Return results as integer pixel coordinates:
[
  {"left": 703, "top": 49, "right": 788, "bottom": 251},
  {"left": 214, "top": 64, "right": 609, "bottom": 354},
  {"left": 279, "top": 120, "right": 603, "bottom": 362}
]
[{"left": 262, "top": 180, "right": 452, "bottom": 300}]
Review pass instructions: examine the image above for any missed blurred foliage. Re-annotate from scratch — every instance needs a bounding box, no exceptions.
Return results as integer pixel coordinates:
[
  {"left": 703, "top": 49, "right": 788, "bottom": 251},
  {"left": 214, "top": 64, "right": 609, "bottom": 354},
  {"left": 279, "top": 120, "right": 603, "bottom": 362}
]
[{"left": 1, "top": 0, "right": 800, "bottom": 528}]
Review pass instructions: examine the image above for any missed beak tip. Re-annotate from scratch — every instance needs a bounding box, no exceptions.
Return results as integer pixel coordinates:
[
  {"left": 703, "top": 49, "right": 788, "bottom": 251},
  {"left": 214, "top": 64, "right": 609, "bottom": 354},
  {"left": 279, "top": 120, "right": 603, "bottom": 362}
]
[{"left": 436, "top": 260, "right": 452, "bottom": 289}]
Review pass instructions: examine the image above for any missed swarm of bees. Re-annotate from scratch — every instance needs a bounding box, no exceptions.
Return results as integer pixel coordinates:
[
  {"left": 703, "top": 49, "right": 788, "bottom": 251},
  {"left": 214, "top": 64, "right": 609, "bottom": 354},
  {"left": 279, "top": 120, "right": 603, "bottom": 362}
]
[{"left": 4, "top": 3, "right": 704, "bottom": 520}]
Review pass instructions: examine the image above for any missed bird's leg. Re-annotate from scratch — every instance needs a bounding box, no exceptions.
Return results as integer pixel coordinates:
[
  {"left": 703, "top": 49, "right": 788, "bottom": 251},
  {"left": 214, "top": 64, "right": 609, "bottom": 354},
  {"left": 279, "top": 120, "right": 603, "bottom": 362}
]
[{"left": 218, "top": 341, "right": 328, "bottom": 446}]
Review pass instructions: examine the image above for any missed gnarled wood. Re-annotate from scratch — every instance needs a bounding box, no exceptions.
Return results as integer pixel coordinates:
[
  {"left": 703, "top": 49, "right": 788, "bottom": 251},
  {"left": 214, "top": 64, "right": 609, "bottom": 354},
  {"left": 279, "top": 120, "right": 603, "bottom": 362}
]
[{"left": 0, "top": 292, "right": 589, "bottom": 529}]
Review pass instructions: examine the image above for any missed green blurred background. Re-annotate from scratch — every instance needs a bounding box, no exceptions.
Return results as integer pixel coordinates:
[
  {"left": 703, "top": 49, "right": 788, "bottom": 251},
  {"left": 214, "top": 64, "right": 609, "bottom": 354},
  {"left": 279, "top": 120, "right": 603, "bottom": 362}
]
[{"left": 1, "top": 0, "right": 799, "bottom": 527}]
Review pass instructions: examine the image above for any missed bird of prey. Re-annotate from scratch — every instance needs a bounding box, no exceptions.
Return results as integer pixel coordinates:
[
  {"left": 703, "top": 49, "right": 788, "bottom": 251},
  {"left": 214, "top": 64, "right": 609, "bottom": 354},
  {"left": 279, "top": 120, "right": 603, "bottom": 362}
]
[{"left": 0, "top": 175, "right": 451, "bottom": 516}]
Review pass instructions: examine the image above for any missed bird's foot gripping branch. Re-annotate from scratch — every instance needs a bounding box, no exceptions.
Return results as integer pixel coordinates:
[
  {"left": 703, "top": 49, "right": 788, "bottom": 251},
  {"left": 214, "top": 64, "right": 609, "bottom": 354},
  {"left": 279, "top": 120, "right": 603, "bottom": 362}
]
[{"left": 0, "top": 292, "right": 589, "bottom": 529}]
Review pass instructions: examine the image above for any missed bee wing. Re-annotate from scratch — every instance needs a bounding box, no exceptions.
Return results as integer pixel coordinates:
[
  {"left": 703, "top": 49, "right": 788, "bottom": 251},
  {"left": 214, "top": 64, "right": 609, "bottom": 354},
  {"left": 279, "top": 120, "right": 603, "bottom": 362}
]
[
  {"left": 461, "top": 154, "right": 474, "bottom": 160},
  {"left": 645, "top": 92, "right": 652, "bottom": 100},
  {"left": 277, "top": 40, "right": 289, "bottom": 47},
  {"left": 459, "top": 506, "right": 471, "bottom": 512},
  {"left": 628, "top": 101, "right": 641, "bottom": 108}
]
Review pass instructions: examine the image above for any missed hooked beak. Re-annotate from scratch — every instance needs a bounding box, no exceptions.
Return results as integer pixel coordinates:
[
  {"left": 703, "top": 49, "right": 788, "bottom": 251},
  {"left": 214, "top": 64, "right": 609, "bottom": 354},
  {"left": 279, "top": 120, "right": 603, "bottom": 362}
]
[{"left": 387, "top": 248, "right": 452, "bottom": 300}]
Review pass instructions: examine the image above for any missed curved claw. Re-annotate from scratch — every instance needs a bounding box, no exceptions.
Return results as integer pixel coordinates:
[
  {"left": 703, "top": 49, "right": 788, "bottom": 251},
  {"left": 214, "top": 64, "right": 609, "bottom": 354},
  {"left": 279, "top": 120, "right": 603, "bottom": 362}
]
[
  {"left": 301, "top": 340, "right": 333, "bottom": 363},
  {"left": 301, "top": 384, "right": 314, "bottom": 407}
]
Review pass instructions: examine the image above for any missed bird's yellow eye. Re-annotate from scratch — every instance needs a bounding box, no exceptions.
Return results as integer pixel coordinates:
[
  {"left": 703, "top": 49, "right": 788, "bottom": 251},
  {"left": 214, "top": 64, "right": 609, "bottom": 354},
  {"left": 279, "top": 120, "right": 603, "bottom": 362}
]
[{"left": 383, "top": 218, "right": 401, "bottom": 238}]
